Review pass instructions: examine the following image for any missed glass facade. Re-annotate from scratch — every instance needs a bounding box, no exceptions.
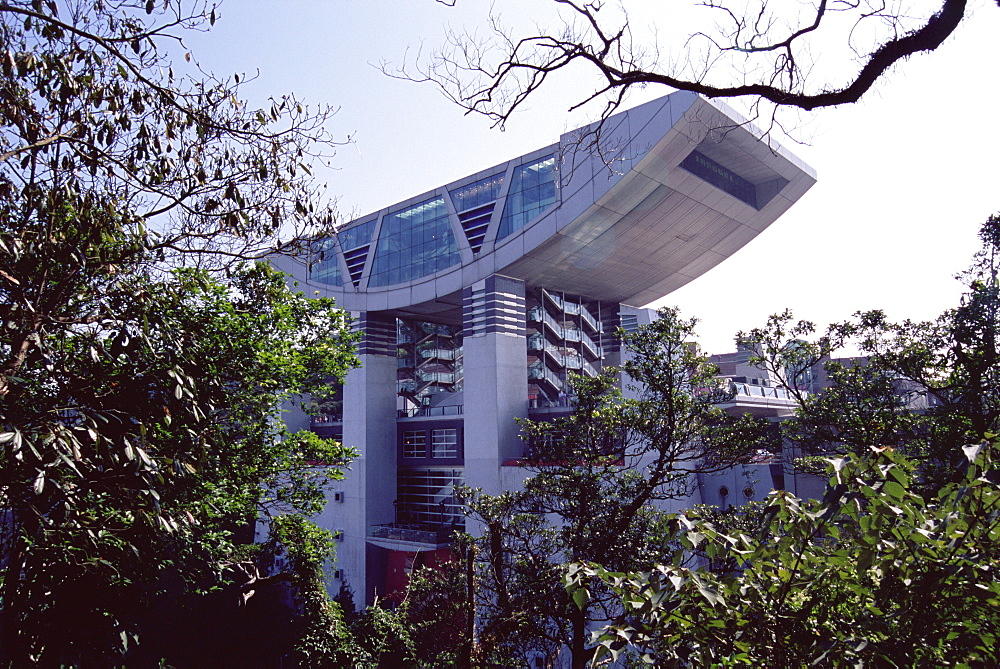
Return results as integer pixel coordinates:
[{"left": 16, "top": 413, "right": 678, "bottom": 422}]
[
  {"left": 369, "top": 197, "right": 460, "bottom": 287},
  {"left": 338, "top": 219, "right": 376, "bottom": 251},
  {"left": 498, "top": 155, "right": 557, "bottom": 240},
  {"left": 396, "top": 468, "right": 465, "bottom": 528},
  {"left": 310, "top": 238, "right": 342, "bottom": 286},
  {"left": 334, "top": 219, "right": 376, "bottom": 287},
  {"left": 449, "top": 173, "right": 505, "bottom": 213}
]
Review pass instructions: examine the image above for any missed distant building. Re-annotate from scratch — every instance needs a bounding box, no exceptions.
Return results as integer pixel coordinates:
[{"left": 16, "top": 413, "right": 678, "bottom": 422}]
[{"left": 271, "top": 91, "right": 816, "bottom": 603}]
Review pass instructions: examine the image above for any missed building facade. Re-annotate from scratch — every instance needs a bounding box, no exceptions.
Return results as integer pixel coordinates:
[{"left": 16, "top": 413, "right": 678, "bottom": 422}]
[{"left": 271, "top": 91, "right": 817, "bottom": 603}]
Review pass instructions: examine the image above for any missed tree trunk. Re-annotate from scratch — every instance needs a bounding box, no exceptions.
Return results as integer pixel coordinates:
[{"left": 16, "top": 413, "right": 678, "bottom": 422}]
[{"left": 570, "top": 606, "right": 591, "bottom": 669}]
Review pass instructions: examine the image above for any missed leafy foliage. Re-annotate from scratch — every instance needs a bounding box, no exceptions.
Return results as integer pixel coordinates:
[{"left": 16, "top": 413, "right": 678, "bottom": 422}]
[
  {"left": 463, "top": 309, "right": 767, "bottom": 667},
  {"left": 739, "top": 213, "right": 1000, "bottom": 495},
  {"left": 0, "top": 1, "right": 355, "bottom": 664},
  {"left": 572, "top": 443, "right": 1000, "bottom": 667},
  {"left": 0, "top": 262, "right": 358, "bottom": 664},
  {"left": 398, "top": 535, "right": 475, "bottom": 667}
]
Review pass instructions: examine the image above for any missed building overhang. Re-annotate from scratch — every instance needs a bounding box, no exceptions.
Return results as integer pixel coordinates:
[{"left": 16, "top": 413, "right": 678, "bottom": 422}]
[{"left": 274, "top": 92, "right": 816, "bottom": 312}]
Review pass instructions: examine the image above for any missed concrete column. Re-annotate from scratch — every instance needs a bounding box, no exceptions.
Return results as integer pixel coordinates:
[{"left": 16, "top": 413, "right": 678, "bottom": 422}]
[
  {"left": 327, "top": 312, "right": 397, "bottom": 606},
  {"left": 462, "top": 275, "right": 528, "bottom": 499}
]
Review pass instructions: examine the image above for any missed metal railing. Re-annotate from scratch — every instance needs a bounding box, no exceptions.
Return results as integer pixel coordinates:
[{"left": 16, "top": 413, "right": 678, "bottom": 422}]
[
  {"left": 729, "top": 382, "right": 796, "bottom": 400},
  {"left": 310, "top": 414, "right": 342, "bottom": 425},
  {"left": 397, "top": 405, "right": 464, "bottom": 418},
  {"left": 368, "top": 523, "right": 454, "bottom": 545},
  {"left": 542, "top": 289, "right": 602, "bottom": 332},
  {"left": 417, "top": 370, "right": 459, "bottom": 384},
  {"left": 528, "top": 309, "right": 602, "bottom": 359},
  {"left": 420, "top": 347, "right": 460, "bottom": 360},
  {"left": 528, "top": 362, "right": 562, "bottom": 390}
]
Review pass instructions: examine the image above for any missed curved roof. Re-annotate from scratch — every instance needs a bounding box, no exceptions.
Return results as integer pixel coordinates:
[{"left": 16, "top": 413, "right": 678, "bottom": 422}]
[{"left": 274, "top": 92, "right": 816, "bottom": 316}]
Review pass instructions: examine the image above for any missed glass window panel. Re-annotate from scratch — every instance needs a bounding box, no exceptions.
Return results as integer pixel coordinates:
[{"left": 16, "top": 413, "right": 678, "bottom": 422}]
[
  {"left": 309, "top": 238, "right": 343, "bottom": 286},
  {"left": 402, "top": 430, "right": 426, "bottom": 458},
  {"left": 450, "top": 173, "right": 505, "bottom": 212},
  {"left": 431, "top": 428, "right": 458, "bottom": 458},
  {"left": 498, "top": 155, "right": 557, "bottom": 240},
  {"left": 396, "top": 468, "right": 465, "bottom": 527},
  {"left": 369, "top": 197, "right": 460, "bottom": 287},
  {"left": 338, "top": 219, "right": 376, "bottom": 251}
]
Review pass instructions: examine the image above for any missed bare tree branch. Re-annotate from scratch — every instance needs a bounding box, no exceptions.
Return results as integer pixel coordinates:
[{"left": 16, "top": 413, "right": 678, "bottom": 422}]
[{"left": 400, "top": 0, "right": 977, "bottom": 129}]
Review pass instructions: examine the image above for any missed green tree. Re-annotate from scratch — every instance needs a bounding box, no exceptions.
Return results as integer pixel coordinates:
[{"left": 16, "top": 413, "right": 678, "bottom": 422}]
[
  {"left": 463, "top": 309, "right": 768, "bottom": 668},
  {"left": 0, "top": 262, "right": 359, "bottom": 664},
  {"left": 739, "top": 214, "right": 1000, "bottom": 494},
  {"left": 571, "top": 443, "right": 1000, "bottom": 667},
  {"left": 558, "top": 214, "right": 1000, "bottom": 666},
  {"left": 0, "top": 1, "right": 354, "bottom": 663},
  {"left": 397, "top": 534, "right": 476, "bottom": 667}
]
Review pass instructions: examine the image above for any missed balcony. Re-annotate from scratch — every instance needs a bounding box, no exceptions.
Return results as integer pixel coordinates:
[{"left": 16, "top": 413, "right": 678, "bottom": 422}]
[
  {"left": 397, "top": 405, "right": 464, "bottom": 418},
  {"left": 367, "top": 523, "right": 456, "bottom": 550},
  {"left": 310, "top": 414, "right": 342, "bottom": 426},
  {"left": 417, "top": 370, "right": 459, "bottom": 384},
  {"left": 419, "top": 347, "right": 460, "bottom": 361},
  {"left": 729, "top": 382, "right": 796, "bottom": 399}
]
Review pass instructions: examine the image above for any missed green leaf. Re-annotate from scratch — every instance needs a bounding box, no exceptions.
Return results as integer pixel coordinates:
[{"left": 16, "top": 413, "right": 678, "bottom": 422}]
[{"left": 572, "top": 586, "right": 590, "bottom": 611}]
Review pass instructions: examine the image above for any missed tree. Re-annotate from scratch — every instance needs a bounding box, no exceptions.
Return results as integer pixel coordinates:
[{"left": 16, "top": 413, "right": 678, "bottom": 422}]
[
  {"left": 0, "top": 1, "right": 356, "bottom": 663},
  {"left": 738, "top": 213, "right": 1000, "bottom": 494},
  {"left": 406, "top": 0, "right": 985, "bottom": 127},
  {"left": 461, "top": 309, "right": 768, "bottom": 668},
  {"left": 0, "top": 263, "right": 359, "bottom": 664},
  {"left": 569, "top": 443, "right": 1000, "bottom": 667},
  {"left": 397, "top": 534, "right": 476, "bottom": 667},
  {"left": 558, "top": 214, "right": 1000, "bottom": 666}
]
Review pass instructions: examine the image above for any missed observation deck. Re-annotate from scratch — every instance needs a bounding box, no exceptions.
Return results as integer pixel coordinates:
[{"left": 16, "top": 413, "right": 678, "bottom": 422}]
[{"left": 274, "top": 91, "right": 815, "bottom": 320}]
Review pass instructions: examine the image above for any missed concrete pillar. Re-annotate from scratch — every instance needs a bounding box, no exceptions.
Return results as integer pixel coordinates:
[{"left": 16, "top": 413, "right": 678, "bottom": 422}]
[
  {"left": 336, "top": 312, "right": 397, "bottom": 606},
  {"left": 462, "top": 275, "right": 528, "bottom": 499}
]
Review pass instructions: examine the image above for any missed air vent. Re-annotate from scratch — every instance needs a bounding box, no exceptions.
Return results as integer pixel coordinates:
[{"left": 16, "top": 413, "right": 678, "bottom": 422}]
[
  {"left": 458, "top": 203, "right": 495, "bottom": 254},
  {"left": 343, "top": 246, "right": 369, "bottom": 287}
]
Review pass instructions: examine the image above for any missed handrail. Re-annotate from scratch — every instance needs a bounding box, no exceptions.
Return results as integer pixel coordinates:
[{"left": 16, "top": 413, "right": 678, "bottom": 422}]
[
  {"left": 418, "top": 371, "right": 459, "bottom": 384},
  {"left": 729, "top": 381, "right": 797, "bottom": 400},
  {"left": 529, "top": 308, "right": 602, "bottom": 358},
  {"left": 420, "top": 348, "right": 460, "bottom": 360},
  {"left": 368, "top": 523, "right": 455, "bottom": 545},
  {"left": 542, "top": 289, "right": 602, "bottom": 332},
  {"left": 397, "top": 405, "right": 464, "bottom": 418},
  {"left": 528, "top": 361, "right": 562, "bottom": 390}
]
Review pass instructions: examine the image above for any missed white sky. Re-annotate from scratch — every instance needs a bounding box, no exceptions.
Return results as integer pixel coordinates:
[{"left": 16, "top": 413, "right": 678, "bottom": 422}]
[{"left": 186, "top": 1, "right": 1000, "bottom": 354}]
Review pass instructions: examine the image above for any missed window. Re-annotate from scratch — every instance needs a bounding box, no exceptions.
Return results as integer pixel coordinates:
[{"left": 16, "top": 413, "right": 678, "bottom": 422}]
[
  {"left": 369, "top": 197, "right": 460, "bottom": 287},
  {"left": 679, "top": 150, "right": 758, "bottom": 209},
  {"left": 338, "top": 219, "right": 376, "bottom": 251},
  {"left": 450, "top": 173, "right": 504, "bottom": 212},
  {"left": 309, "top": 237, "right": 343, "bottom": 286},
  {"left": 403, "top": 430, "right": 426, "bottom": 458},
  {"left": 431, "top": 428, "right": 458, "bottom": 458},
  {"left": 397, "top": 468, "right": 465, "bottom": 527},
  {"left": 498, "top": 155, "right": 557, "bottom": 239}
]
